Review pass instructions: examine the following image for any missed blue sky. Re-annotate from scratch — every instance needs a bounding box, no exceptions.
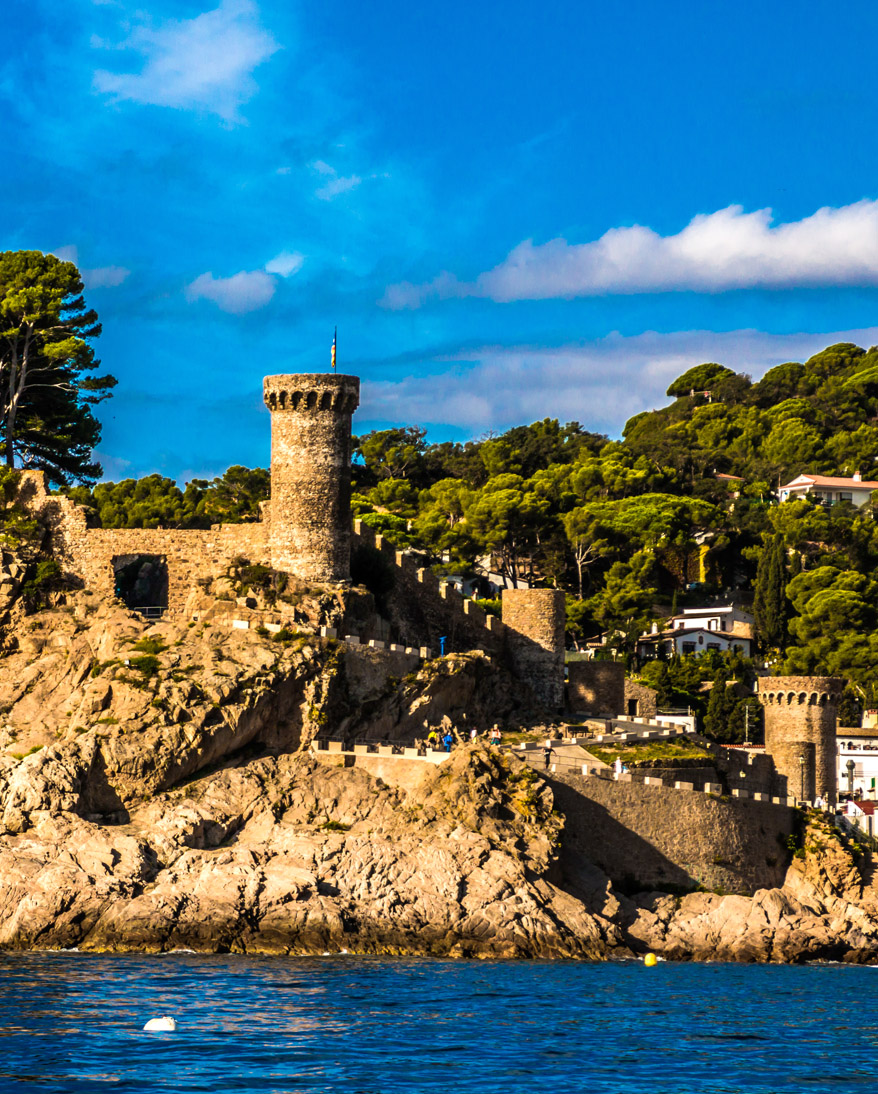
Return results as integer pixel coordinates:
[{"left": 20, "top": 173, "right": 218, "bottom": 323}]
[{"left": 5, "top": 0, "right": 878, "bottom": 480}]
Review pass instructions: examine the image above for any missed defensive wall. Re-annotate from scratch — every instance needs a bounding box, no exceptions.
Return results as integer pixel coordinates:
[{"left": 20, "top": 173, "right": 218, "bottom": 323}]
[
  {"left": 350, "top": 521, "right": 567, "bottom": 709},
  {"left": 547, "top": 766, "right": 796, "bottom": 895},
  {"left": 20, "top": 472, "right": 271, "bottom": 614},
  {"left": 568, "top": 661, "right": 625, "bottom": 717}
]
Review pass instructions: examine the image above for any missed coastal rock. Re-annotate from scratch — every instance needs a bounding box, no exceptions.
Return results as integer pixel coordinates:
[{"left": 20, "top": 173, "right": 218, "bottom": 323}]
[{"left": 1, "top": 588, "right": 878, "bottom": 961}]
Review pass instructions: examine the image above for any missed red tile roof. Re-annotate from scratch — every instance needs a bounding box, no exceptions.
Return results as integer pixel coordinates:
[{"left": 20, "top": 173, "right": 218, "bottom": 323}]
[{"left": 783, "top": 474, "right": 878, "bottom": 490}]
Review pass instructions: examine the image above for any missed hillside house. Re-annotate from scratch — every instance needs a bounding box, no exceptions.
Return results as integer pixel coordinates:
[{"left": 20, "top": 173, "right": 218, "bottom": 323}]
[
  {"left": 779, "top": 473, "right": 878, "bottom": 507},
  {"left": 636, "top": 605, "right": 754, "bottom": 660},
  {"left": 838, "top": 728, "right": 878, "bottom": 799}
]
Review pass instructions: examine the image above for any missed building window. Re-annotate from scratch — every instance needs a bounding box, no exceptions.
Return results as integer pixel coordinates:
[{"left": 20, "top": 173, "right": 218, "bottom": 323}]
[
  {"left": 682, "top": 641, "right": 695, "bottom": 654},
  {"left": 707, "top": 643, "right": 720, "bottom": 651}
]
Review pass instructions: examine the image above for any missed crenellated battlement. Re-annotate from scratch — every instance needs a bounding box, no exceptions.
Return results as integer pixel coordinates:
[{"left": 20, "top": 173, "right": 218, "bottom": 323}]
[{"left": 263, "top": 373, "right": 360, "bottom": 416}]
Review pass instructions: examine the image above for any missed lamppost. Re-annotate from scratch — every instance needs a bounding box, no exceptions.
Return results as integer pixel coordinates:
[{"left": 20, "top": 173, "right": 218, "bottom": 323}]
[
  {"left": 847, "top": 757, "right": 856, "bottom": 797},
  {"left": 799, "top": 753, "right": 805, "bottom": 803}
]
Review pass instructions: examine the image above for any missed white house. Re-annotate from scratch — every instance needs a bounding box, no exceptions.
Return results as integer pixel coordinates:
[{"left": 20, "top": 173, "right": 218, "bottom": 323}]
[
  {"left": 637, "top": 605, "right": 754, "bottom": 660},
  {"left": 670, "top": 606, "right": 754, "bottom": 634},
  {"left": 842, "top": 799, "right": 878, "bottom": 839},
  {"left": 779, "top": 473, "right": 878, "bottom": 507},
  {"left": 838, "top": 729, "right": 878, "bottom": 799}
]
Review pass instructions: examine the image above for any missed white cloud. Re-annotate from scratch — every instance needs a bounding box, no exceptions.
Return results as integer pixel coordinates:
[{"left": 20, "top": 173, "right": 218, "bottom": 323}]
[
  {"left": 316, "top": 174, "right": 362, "bottom": 201},
  {"left": 265, "top": 250, "right": 304, "bottom": 277},
  {"left": 185, "top": 270, "right": 276, "bottom": 313},
  {"left": 50, "top": 245, "right": 129, "bottom": 289},
  {"left": 359, "top": 326, "right": 878, "bottom": 436},
  {"left": 382, "top": 200, "right": 878, "bottom": 308},
  {"left": 83, "top": 265, "right": 130, "bottom": 288},
  {"left": 93, "top": 0, "right": 279, "bottom": 122},
  {"left": 308, "top": 159, "right": 365, "bottom": 201}
]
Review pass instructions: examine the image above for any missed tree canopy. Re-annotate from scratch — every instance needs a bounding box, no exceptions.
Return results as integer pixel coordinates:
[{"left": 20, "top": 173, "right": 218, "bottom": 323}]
[{"left": 0, "top": 251, "right": 116, "bottom": 485}]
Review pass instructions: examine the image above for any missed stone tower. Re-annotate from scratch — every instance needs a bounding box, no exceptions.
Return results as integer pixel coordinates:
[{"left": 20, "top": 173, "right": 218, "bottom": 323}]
[
  {"left": 501, "top": 588, "right": 566, "bottom": 709},
  {"left": 757, "top": 676, "right": 844, "bottom": 805},
  {"left": 263, "top": 373, "right": 360, "bottom": 581}
]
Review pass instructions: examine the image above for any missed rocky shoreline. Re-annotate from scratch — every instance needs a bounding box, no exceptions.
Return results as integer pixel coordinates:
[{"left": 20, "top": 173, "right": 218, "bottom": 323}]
[{"left": 0, "top": 586, "right": 877, "bottom": 962}]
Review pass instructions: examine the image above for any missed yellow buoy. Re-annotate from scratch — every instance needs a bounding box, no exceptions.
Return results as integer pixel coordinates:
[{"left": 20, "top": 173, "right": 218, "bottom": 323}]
[{"left": 644, "top": 952, "right": 658, "bottom": 967}]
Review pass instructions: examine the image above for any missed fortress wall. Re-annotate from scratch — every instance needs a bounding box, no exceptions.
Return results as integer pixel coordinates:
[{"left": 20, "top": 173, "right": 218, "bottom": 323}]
[
  {"left": 20, "top": 471, "right": 271, "bottom": 616},
  {"left": 568, "top": 661, "right": 625, "bottom": 716},
  {"left": 550, "top": 770, "right": 795, "bottom": 895},
  {"left": 349, "top": 524, "right": 506, "bottom": 657}
]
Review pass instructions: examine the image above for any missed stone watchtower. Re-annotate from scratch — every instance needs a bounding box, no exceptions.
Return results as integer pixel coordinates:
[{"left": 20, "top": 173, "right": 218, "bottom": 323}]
[
  {"left": 501, "top": 588, "right": 567, "bottom": 709},
  {"left": 263, "top": 373, "right": 360, "bottom": 582},
  {"left": 757, "top": 676, "right": 844, "bottom": 805}
]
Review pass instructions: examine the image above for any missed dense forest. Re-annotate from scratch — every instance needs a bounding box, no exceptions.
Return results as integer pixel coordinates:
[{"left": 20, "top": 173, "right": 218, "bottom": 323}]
[{"left": 53, "top": 340, "right": 878, "bottom": 730}]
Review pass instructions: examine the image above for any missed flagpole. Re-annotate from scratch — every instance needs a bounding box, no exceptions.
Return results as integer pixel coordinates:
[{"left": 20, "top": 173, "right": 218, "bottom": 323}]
[{"left": 331, "top": 327, "right": 337, "bottom": 372}]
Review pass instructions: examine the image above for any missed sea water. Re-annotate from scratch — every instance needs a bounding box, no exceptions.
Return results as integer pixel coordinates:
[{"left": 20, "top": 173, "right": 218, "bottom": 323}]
[{"left": 0, "top": 953, "right": 873, "bottom": 1093}]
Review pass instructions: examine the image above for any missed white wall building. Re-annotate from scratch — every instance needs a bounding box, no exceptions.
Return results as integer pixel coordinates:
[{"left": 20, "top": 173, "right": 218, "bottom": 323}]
[
  {"left": 837, "top": 729, "right": 878, "bottom": 799},
  {"left": 637, "top": 605, "right": 754, "bottom": 659},
  {"left": 779, "top": 474, "right": 878, "bottom": 507},
  {"left": 670, "top": 606, "right": 754, "bottom": 633}
]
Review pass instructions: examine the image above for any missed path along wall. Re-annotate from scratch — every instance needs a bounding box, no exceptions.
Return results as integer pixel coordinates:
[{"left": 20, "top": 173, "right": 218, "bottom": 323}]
[{"left": 549, "top": 768, "right": 795, "bottom": 895}]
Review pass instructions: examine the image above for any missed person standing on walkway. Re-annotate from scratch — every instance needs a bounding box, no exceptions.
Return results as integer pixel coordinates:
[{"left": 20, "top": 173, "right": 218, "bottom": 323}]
[
  {"left": 442, "top": 731, "right": 454, "bottom": 753},
  {"left": 490, "top": 725, "right": 501, "bottom": 747},
  {"left": 543, "top": 740, "right": 555, "bottom": 770},
  {"left": 427, "top": 729, "right": 439, "bottom": 750}
]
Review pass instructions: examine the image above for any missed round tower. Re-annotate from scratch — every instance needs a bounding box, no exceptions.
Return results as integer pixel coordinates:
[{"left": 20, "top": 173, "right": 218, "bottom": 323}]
[
  {"left": 501, "top": 588, "right": 567, "bottom": 710},
  {"left": 757, "top": 676, "right": 844, "bottom": 805},
  {"left": 263, "top": 373, "right": 360, "bottom": 581}
]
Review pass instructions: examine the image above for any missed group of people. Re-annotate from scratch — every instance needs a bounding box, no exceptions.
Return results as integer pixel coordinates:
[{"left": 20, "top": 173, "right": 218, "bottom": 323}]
[{"left": 426, "top": 725, "right": 504, "bottom": 752}]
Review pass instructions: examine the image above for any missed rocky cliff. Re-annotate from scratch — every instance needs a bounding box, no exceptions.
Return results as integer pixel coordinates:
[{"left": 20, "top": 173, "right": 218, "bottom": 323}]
[{"left": 1, "top": 578, "right": 878, "bottom": 961}]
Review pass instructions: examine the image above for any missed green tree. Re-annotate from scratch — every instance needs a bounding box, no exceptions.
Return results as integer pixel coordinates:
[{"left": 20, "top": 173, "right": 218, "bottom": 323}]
[
  {"left": 194, "top": 465, "right": 270, "bottom": 524},
  {"left": 585, "top": 552, "right": 656, "bottom": 661},
  {"left": 666, "top": 362, "right": 736, "bottom": 398},
  {"left": 0, "top": 250, "right": 116, "bottom": 484},
  {"left": 753, "top": 533, "right": 788, "bottom": 651},
  {"left": 356, "top": 427, "right": 427, "bottom": 482},
  {"left": 703, "top": 671, "right": 737, "bottom": 741}
]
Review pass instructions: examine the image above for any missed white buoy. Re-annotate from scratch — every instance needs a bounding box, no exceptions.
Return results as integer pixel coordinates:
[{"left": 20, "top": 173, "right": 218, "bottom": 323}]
[{"left": 143, "top": 1016, "right": 177, "bottom": 1032}]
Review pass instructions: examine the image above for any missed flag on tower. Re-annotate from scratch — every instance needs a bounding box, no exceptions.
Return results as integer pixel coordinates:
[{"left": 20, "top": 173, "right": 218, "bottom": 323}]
[{"left": 331, "top": 327, "right": 337, "bottom": 371}]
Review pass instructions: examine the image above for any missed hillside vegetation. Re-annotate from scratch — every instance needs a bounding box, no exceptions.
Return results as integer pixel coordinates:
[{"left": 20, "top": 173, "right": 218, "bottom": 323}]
[{"left": 43, "top": 341, "right": 878, "bottom": 717}]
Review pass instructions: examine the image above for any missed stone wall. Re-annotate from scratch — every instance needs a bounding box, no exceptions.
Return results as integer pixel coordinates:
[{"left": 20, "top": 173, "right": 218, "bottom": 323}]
[
  {"left": 501, "top": 589, "right": 566, "bottom": 710},
  {"left": 264, "top": 373, "right": 359, "bottom": 582},
  {"left": 758, "top": 676, "right": 844, "bottom": 805},
  {"left": 568, "top": 661, "right": 625, "bottom": 716},
  {"left": 551, "top": 769, "right": 795, "bottom": 895},
  {"left": 624, "top": 680, "right": 658, "bottom": 720},
  {"left": 350, "top": 523, "right": 506, "bottom": 655},
  {"left": 21, "top": 472, "right": 270, "bottom": 616}
]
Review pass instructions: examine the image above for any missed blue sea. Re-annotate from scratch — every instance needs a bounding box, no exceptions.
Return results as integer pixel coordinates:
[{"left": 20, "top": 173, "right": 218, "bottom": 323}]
[{"left": 0, "top": 953, "right": 873, "bottom": 1093}]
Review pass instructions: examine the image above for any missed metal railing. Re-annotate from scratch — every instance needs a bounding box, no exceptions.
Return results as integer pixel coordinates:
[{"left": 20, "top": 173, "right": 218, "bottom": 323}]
[{"left": 132, "top": 605, "right": 166, "bottom": 619}]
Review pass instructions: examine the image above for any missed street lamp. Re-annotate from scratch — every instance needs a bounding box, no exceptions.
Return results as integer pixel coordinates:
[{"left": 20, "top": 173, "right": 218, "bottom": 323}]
[
  {"left": 799, "top": 754, "right": 805, "bottom": 803},
  {"left": 847, "top": 757, "right": 856, "bottom": 797}
]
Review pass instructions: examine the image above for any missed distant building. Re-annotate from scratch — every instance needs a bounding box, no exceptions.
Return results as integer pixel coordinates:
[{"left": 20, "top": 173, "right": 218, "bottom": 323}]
[
  {"left": 637, "top": 605, "right": 754, "bottom": 660},
  {"left": 842, "top": 799, "right": 878, "bottom": 839},
  {"left": 837, "top": 728, "right": 878, "bottom": 799},
  {"left": 779, "top": 473, "right": 878, "bottom": 507}
]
